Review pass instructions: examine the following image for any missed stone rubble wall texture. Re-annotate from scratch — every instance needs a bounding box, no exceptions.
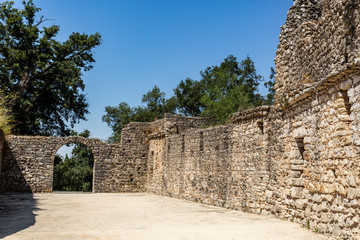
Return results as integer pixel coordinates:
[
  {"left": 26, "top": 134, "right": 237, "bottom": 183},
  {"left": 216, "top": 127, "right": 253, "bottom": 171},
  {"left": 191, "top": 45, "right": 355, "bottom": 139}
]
[
  {"left": 274, "top": 0, "right": 360, "bottom": 105},
  {"left": 1, "top": 1, "right": 360, "bottom": 239},
  {"left": 0, "top": 125, "right": 149, "bottom": 193},
  {"left": 145, "top": 1, "right": 360, "bottom": 239}
]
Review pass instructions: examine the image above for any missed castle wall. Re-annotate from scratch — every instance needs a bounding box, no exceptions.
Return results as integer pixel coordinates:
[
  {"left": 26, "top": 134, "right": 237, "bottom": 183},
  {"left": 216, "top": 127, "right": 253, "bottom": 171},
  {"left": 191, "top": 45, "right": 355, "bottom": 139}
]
[
  {"left": 1, "top": 1, "right": 360, "bottom": 238},
  {"left": 96, "top": 122, "right": 150, "bottom": 193}
]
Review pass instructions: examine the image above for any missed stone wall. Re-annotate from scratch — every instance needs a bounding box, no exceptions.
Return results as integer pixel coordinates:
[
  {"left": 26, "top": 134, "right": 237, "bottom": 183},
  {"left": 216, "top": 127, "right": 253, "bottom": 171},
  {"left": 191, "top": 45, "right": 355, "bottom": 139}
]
[
  {"left": 274, "top": 0, "right": 360, "bottom": 104},
  {"left": 145, "top": 77, "right": 360, "bottom": 239},
  {"left": 1, "top": 126, "right": 149, "bottom": 193},
  {"left": 95, "top": 122, "right": 150, "bottom": 193},
  {"left": 1, "top": 1, "right": 360, "bottom": 239},
  {"left": 147, "top": 107, "right": 274, "bottom": 212},
  {"left": 145, "top": 1, "right": 360, "bottom": 238},
  {"left": 272, "top": 74, "right": 360, "bottom": 239}
]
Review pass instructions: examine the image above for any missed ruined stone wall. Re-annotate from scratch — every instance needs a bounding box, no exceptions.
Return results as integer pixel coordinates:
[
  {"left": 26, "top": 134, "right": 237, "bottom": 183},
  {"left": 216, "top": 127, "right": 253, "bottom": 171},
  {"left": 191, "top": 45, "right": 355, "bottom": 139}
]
[
  {"left": 1, "top": 1, "right": 360, "bottom": 238},
  {"left": 145, "top": 78, "right": 360, "bottom": 239},
  {"left": 274, "top": 0, "right": 360, "bottom": 104},
  {"left": 96, "top": 122, "right": 150, "bottom": 193},
  {"left": 1, "top": 136, "right": 106, "bottom": 192},
  {"left": 147, "top": 107, "right": 278, "bottom": 213},
  {"left": 272, "top": 2, "right": 360, "bottom": 237},
  {"left": 0, "top": 126, "right": 149, "bottom": 193},
  {"left": 270, "top": 74, "right": 360, "bottom": 239}
]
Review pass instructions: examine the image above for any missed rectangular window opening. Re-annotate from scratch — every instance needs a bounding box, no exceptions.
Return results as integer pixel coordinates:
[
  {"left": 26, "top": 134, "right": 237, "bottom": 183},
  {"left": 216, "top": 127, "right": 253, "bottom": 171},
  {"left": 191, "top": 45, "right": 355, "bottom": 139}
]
[
  {"left": 257, "top": 121, "right": 264, "bottom": 134},
  {"left": 340, "top": 90, "right": 351, "bottom": 115},
  {"left": 181, "top": 134, "right": 185, "bottom": 153},
  {"left": 295, "top": 138, "right": 305, "bottom": 159},
  {"left": 199, "top": 131, "right": 204, "bottom": 152},
  {"left": 167, "top": 139, "right": 171, "bottom": 153}
]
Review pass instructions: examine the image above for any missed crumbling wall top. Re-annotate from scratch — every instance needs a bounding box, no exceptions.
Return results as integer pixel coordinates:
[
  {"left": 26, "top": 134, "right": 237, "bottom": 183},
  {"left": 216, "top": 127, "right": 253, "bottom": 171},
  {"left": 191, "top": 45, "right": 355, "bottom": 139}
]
[
  {"left": 274, "top": 0, "right": 360, "bottom": 105},
  {"left": 147, "top": 114, "right": 211, "bottom": 139}
]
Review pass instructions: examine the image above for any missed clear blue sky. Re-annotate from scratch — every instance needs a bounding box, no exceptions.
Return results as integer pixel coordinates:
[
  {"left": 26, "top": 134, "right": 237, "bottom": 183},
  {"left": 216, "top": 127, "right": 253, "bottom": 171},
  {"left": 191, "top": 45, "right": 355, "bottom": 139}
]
[{"left": 13, "top": 0, "right": 293, "bottom": 141}]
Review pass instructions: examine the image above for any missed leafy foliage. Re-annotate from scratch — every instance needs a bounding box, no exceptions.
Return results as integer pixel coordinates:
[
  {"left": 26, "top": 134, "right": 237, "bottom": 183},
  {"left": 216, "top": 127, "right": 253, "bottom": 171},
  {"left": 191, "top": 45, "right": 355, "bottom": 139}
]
[
  {"left": 173, "top": 78, "right": 205, "bottom": 116},
  {"left": 103, "top": 86, "right": 176, "bottom": 143},
  {"left": 0, "top": 1, "right": 101, "bottom": 136},
  {"left": 264, "top": 67, "right": 276, "bottom": 105},
  {"left": 0, "top": 93, "right": 12, "bottom": 135},
  {"left": 103, "top": 55, "right": 274, "bottom": 142},
  {"left": 53, "top": 130, "right": 94, "bottom": 192},
  {"left": 175, "top": 55, "right": 264, "bottom": 124}
]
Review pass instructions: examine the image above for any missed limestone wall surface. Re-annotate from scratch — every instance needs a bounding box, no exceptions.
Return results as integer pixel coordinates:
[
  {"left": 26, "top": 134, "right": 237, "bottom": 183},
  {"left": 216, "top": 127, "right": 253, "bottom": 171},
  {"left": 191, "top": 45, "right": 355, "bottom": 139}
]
[
  {"left": 273, "top": 74, "right": 360, "bottom": 239},
  {"left": 0, "top": 127, "right": 149, "bottom": 193},
  {"left": 147, "top": 108, "right": 274, "bottom": 212},
  {"left": 274, "top": 0, "right": 360, "bottom": 104},
  {"left": 1, "top": 1, "right": 360, "bottom": 239},
  {"left": 144, "top": 74, "right": 360, "bottom": 239}
]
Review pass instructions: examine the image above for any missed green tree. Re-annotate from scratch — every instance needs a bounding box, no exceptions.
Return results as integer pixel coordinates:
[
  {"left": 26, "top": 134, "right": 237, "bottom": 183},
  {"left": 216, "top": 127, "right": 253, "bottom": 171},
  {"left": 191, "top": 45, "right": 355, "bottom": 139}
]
[
  {"left": 264, "top": 67, "right": 275, "bottom": 105},
  {"left": 104, "top": 55, "right": 271, "bottom": 141},
  {"left": 53, "top": 130, "right": 94, "bottom": 192},
  {"left": 102, "top": 85, "right": 176, "bottom": 143},
  {"left": 174, "top": 55, "right": 263, "bottom": 124},
  {"left": 0, "top": 1, "right": 101, "bottom": 136},
  {"left": 102, "top": 102, "right": 132, "bottom": 143},
  {"left": 174, "top": 78, "right": 204, "bottom": 116},
  {"left": 141, "top": 85, "right": 177, "bottom": 120}
]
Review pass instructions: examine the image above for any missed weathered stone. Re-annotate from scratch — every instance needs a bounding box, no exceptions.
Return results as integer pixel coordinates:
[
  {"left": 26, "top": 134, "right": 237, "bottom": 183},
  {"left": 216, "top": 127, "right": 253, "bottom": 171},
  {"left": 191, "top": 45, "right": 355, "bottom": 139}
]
[{"left": 0, "top": 1, "right": 359, "bottom": 240}]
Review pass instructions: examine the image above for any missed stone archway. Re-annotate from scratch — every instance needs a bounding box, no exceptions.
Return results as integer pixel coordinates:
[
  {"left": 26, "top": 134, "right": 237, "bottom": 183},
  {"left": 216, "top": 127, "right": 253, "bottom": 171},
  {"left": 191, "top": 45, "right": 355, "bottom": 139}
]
[
  {"left": 1, "top": 122, "right": 150, "bottom": 193},
  {"left": 52, "top": 137, "right": 98, "bottom": 192},
  {"left": 1, "top": 136, "right": 109, "bottom": 193}
]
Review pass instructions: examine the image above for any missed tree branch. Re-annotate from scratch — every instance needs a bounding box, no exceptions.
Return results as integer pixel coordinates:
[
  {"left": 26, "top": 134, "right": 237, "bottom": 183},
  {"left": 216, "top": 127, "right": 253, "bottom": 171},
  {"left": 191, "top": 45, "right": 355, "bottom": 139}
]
[{"left": 35, "top": 16, "right": 53, "bottom": 27}]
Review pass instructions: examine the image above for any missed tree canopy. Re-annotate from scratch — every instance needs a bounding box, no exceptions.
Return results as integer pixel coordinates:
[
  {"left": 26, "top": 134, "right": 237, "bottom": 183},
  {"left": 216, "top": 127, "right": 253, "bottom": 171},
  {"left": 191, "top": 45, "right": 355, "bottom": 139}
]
[
  {"left": 103, "top": 55, "right": 275, "bottom": 143},
  {"left": 175, "top": 55, "right": 264, "bottom": 124},
  {"left": 102, "top": 85, "right": 176, "bottom": 143},
  {"left": 0, "top": 0, "right": 101, "bottom": 136}
]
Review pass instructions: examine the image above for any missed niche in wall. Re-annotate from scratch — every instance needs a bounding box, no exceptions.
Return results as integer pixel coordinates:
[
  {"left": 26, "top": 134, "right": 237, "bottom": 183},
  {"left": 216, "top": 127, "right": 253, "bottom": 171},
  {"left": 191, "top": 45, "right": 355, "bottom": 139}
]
[
  {"left": 295, "top": 137, "right": 305, "bottom": 159},
  {"left": 340, "top": 90, "right": 351, "bottom": 115},
  {"left": 199, "top": 131, "right": 204, "bottom": 151},
  {"left": 257, "top": 121, "right": 264, "bottom": 134}
]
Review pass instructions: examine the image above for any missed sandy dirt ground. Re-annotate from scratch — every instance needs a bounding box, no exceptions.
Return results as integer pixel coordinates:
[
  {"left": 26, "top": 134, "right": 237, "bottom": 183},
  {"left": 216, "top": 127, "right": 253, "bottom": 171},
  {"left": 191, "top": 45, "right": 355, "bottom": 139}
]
[{"left": 0, "top": 193, "right": 327, "bottom": 240}]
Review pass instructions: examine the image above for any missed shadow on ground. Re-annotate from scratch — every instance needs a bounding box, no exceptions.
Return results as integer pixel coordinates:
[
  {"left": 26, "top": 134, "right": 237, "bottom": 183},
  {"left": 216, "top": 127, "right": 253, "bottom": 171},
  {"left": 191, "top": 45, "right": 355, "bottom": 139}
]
[{"left": 0, "top": 193, "right": 38, "bottom": 238}]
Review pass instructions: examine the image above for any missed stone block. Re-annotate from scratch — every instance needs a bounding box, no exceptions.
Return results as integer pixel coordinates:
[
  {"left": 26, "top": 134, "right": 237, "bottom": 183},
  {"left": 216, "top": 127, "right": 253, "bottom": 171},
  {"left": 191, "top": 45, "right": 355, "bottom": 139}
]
[
  {"left": 291, "top": 187, "right": 303, "bottom": 199},
  {"left": 347, "top": 188, "right": 356, "bottom": 200},
  {"left": 291, "top": 165, "right": 304, "bottom": 171},
  {"left": 292, "top": 127, "right": 307, "bottom": 138},
  {"left": 290, "top": 170, "right": 302, "bottom": 178},
  {"left": 292, "top": 178, "right": 304, "bottom": 187}
]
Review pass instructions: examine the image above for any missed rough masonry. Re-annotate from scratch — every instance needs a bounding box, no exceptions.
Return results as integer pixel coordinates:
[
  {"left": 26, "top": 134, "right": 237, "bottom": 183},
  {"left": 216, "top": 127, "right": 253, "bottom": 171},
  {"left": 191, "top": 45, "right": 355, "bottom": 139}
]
[
  {"left": 1, "top": 0, "right": 360, "bottom": 239},
  {"left": 0, "top": 123, "right": 150, "bottom": 193}
]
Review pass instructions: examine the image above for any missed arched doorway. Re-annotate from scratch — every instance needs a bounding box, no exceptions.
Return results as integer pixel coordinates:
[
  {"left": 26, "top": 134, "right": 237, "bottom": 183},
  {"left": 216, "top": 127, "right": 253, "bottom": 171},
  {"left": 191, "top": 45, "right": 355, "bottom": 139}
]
[{"left": 52, "top": 131, "right": 95, "bottom": 192}]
